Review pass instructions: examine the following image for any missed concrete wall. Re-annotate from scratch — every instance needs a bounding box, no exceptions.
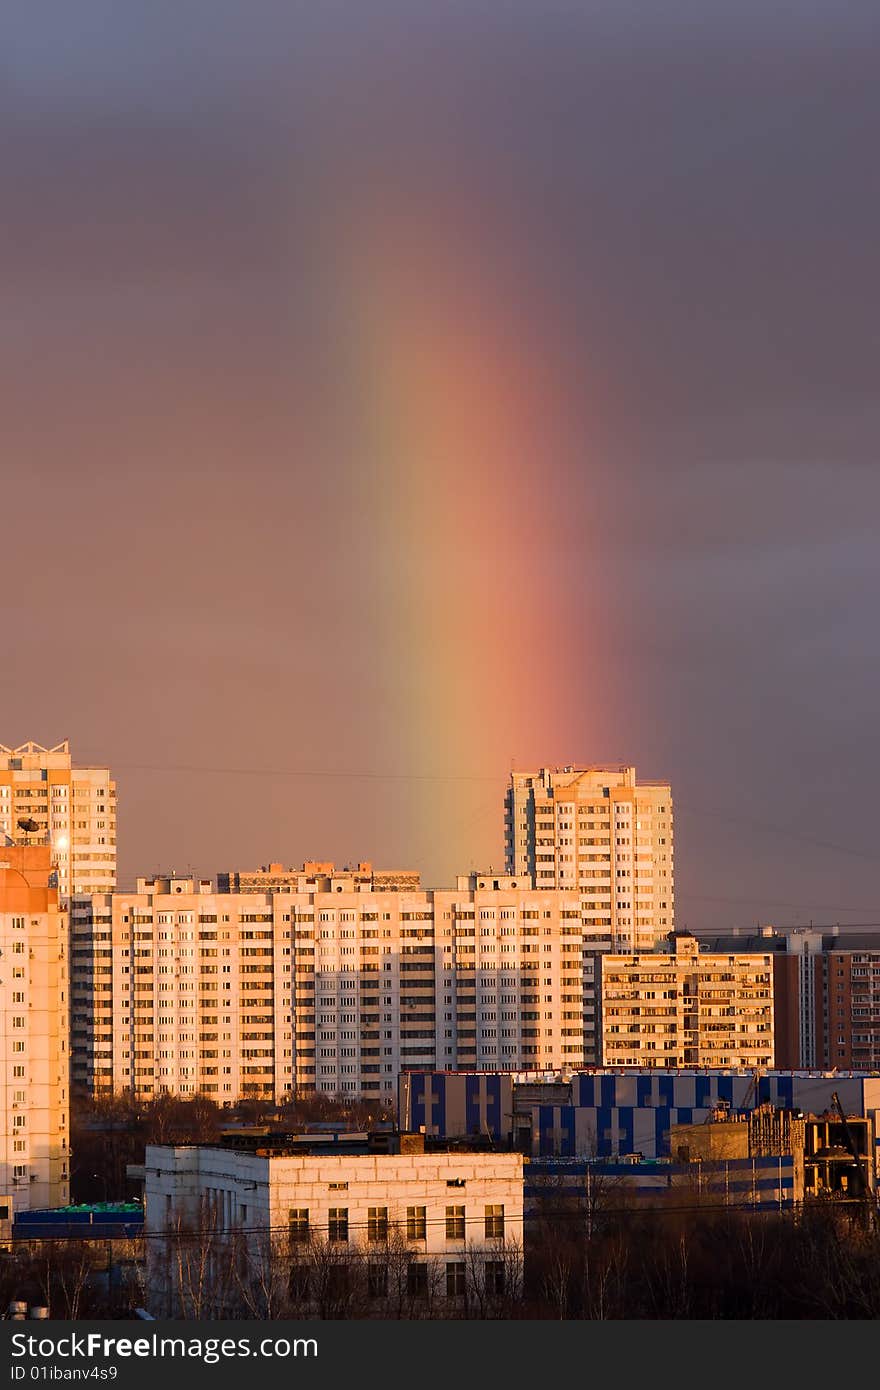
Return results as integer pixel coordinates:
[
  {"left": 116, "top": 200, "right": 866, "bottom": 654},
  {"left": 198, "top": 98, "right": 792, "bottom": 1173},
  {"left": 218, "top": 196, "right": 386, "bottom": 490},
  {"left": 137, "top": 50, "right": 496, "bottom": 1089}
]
[{"left": 669, "top": 1122, "right": 750, "bottom": 1161}]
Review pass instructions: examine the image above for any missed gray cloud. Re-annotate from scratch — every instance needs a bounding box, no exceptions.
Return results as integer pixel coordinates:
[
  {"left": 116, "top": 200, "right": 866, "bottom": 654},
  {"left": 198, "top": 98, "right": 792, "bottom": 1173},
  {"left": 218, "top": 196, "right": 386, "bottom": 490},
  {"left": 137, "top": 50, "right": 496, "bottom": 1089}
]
[{"left": 3, "top": 1, "right": 879, "bottom": 919}]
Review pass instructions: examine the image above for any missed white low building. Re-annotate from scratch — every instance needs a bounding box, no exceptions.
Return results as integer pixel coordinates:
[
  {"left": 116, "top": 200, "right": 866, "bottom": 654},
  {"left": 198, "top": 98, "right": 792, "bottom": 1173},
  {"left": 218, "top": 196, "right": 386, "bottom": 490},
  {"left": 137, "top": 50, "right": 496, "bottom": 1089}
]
[{"left": 144, "top": 1142, "right": 524, "bottom": 1317}]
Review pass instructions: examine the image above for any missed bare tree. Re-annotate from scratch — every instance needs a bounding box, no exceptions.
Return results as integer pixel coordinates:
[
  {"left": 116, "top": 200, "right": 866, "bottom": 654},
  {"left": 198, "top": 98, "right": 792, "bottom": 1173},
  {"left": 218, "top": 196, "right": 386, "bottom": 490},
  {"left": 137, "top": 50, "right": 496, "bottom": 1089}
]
[
  {"left": 32, "top": 1241, "right": 96, "bottom": 1320},
  {"left": 230, "top": 1232, "right": 296, "bottom": 1319},
  {"left": 301, "top": 1234, "right": 367, "bottom": 1319},
  {"left": 463, "top": 1238, "right": 523, "bottom": 1319},
  {"left": 158, "top": 1218, "right": 240, "bottom": 1319},
  {"left": 643, "top": 1231, "right": 691, "bottom": 1318}
]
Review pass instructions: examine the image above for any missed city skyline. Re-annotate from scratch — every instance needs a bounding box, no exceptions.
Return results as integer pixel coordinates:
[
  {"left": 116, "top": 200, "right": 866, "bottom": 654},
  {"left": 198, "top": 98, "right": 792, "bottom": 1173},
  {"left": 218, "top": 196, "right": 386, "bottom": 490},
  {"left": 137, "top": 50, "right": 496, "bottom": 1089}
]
[
  {"left": 2, "top": 734, "right": 879, "bottom": 932},
  {"left": 4, "top": 0, "right": 880, "bottom": 1339}
]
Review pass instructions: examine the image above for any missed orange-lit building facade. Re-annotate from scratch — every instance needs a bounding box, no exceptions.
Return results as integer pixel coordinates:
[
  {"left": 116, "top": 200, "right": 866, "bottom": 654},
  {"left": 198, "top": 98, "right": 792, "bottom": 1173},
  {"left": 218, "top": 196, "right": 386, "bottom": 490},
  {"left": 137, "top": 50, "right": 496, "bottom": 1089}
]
[
  {"left": 775, "top": 934, "right": 880, "bottom": 1070},
  {"left": 601, "top": 932, "right": 775, "bottom": 1069},
  {"left": 696, "top": 927, "right": 880, "bottom": 1071},
  {"left": 504, "top": 766, "right": 673, "bottom": 952},
  {"left": 0, "top": 843, "right": 70, "bottom": 1214},
  {"left": 0, "top": 741, "right": 116, "bottom": 899},
  {"left": 70, "top": 873, "right": 613, "bottom": 1104}
]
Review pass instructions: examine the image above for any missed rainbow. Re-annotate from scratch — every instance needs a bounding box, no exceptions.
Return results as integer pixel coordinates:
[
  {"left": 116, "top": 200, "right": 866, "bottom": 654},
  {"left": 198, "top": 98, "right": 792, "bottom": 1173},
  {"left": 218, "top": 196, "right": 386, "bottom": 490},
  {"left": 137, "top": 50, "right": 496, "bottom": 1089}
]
[{"left": 306, "top": 184, "right": 606, "bottom": 880}]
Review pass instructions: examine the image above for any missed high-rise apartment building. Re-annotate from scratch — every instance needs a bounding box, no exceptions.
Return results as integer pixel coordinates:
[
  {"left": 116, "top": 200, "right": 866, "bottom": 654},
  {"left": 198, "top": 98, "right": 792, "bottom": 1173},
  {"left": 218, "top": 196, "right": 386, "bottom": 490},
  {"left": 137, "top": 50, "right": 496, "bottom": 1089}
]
[
  {"left": 695, "top": 926, "right": 880, "bottom": 1072},
  {"left": 0, "top": 741, "right": 116, "bottom": 899},
  {"left": 781, "top": 937, "right": 880, "bottom": 1072},
  {"left": 504, "top": 766, "right": 673, "bottom": 951},
  {"left": 0, "top": 843, "right": 70, "bottom": 1214},
  {"left": 71, "top": 872, "right": 616, "bottom": 1104},
  {"left": 601, "top": 933, "right": 774, "bottom": 1069}
]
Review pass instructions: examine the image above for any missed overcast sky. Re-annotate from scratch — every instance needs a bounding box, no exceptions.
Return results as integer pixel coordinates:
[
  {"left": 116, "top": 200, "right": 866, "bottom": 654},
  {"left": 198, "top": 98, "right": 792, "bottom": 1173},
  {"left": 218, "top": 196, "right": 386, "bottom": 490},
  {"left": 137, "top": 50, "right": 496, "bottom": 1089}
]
[{"left": 2, "top": 2, "right": 879, "bottom": 927}]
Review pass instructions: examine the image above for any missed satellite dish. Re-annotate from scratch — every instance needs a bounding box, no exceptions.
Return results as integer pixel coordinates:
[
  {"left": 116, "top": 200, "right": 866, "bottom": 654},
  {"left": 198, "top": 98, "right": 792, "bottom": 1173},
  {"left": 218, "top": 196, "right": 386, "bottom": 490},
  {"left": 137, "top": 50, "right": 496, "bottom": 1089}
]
[{"left": 17, "top": 818, "right": 40, "bottom": 833}]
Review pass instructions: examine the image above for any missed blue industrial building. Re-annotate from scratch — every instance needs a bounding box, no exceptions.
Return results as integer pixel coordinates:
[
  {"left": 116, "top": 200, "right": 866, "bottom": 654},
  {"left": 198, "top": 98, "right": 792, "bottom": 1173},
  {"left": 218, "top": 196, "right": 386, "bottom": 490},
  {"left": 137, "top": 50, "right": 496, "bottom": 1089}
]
[
  {"left": 400, "top": 1070, "right": 880, "bottom": 1161},
  {"left": 13, "top": 1204, "right": 144, "bottom": 1241}
]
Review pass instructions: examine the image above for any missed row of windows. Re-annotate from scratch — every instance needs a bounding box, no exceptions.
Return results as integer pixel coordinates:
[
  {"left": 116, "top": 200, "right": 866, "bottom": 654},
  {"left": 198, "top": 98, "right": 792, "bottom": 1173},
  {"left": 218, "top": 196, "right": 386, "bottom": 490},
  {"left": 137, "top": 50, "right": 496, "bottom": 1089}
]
[
  {"left": 288, "top": 1204, "right": 505, "bottom": 1243},
  {"left": 283, "top": 1259, "right": 505, "bottom": 1300}
]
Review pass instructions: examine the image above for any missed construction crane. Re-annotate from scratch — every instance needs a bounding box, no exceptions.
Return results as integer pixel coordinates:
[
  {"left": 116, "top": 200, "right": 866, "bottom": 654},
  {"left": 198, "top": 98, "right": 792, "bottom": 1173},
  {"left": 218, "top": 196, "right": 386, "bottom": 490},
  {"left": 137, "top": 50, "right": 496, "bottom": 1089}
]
[
  {"left": 830, "top": 1091, "right": 870, "bottom": 1206},
  {"left": 741, "top": 1066, "right": 763, "bottom": 1114}
]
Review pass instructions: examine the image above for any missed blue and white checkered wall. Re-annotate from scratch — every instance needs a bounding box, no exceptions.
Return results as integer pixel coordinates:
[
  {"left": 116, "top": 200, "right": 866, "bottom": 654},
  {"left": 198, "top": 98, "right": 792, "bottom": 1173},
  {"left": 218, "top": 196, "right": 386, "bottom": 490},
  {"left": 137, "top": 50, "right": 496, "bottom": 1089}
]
[{"left": 400, "top": 1070, "right": 880, "bottom": 1159}]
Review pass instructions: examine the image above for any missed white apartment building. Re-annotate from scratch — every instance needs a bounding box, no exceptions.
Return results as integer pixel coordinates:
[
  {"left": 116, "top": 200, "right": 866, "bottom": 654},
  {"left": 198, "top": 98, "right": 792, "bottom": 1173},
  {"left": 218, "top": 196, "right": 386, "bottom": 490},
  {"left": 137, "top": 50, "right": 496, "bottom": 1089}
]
[
  {"left": 601, "top": 932, "right": 775, "bottom": 1069},
  {"left": 70, "top": 874, "right": 291, "bottom": 1104},
  {"left": 0, "top": 741, "right": 116, "bottom": 899},
  {"left": 504, "top": 765, "right": 674, "bottom": 951},
  {"left": 70, "top": 871, "right": 619, "bottom": 1104},
  {"left": 143, "top": 1142, "right": 523, "bottom": 1316},
  {"left": 0, "top": 844, "right": 70, "bottom": 1215}
]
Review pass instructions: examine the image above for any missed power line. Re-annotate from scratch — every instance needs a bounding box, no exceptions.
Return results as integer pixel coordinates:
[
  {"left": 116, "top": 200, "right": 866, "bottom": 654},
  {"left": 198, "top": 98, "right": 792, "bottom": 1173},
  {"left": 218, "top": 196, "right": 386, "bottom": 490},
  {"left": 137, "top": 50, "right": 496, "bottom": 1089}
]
[
  {"left": 677, "top": 891, "right": 880, "bottom": 915},
  {"left": 675, "top": 801, "right": 880, "bottom": 867},
  {"left": 10, "top": 1197, "right": 857, "bottom": 1246},
  {"left": 79, "top": 759, "right": 506, "bottom": 785},
  {"left": 67, "top": 756, "right": 880, "bottom": 923},
  {"left": 79, "top": 758, "right": 880, "bottom": 869}
]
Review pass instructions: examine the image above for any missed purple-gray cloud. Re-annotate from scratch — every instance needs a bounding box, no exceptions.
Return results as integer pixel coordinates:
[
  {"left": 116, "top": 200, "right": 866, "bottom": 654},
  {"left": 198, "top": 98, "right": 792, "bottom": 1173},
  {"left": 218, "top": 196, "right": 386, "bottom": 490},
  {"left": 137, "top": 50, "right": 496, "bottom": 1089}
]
[{"left": 3, "top": 1, "right": 879, "bottom": 923}]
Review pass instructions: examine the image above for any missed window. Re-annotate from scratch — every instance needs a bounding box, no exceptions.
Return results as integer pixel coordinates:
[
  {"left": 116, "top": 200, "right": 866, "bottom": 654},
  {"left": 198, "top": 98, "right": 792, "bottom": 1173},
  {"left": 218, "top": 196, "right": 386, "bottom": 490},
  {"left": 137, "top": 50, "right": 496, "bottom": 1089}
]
[
  {"left": 407, "top": 1206, "right": 426, "bottom": 1241},
  {"left": 407, "top": 1263, "right": 428, "bottom": 1298},
  {"left": 368, "top": 1263, "right": 388, "bottom": 1299},
  {"left": 446, "top": 1205, "right": 465, "bottom": 1240},
  {"left": 368, "top": 1207, "right": 388, "bottom": 1242},
  {"left": 485, "top": 1205, "right": 505, "bottom": 1239},
  {"left": 328, "top": 1208, "right": 348, "bottom": 1243},
  {"left": 446, "top": 1261, "right": 466, "bottom": 1297},
  {"left": 485, "top": 1261, "right": 506, "bottom": 1296},
  {"left": 289, "top": 1208, "right": 309, "bottom": 1243},
  {"left": 289, "top": 1266, "right": 310, "bottom": 1302},
  {"left": 326, "top": 1264, "right": 351, "bottom": 1300}
]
